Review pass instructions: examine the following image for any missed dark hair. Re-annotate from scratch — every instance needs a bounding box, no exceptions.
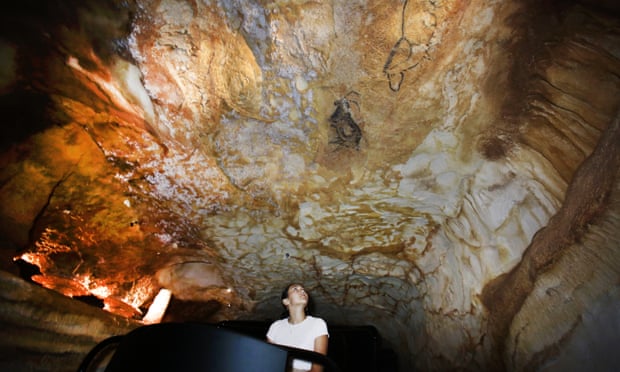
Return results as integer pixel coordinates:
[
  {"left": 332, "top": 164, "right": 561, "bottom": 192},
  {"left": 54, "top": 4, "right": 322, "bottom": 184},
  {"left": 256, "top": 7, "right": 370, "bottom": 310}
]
[
  {"left": 280, "top": 284, "right": 294, "bottom": 302},
  {"left": 279, "top": 283, "right": 313, "bottom": 318}
]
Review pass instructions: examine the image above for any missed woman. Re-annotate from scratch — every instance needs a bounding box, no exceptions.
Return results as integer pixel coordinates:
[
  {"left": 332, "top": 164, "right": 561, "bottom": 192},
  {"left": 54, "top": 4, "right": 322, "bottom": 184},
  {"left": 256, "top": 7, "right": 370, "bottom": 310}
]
[{"left": 266, "top": 283, "right": 329, "bottom": 372}]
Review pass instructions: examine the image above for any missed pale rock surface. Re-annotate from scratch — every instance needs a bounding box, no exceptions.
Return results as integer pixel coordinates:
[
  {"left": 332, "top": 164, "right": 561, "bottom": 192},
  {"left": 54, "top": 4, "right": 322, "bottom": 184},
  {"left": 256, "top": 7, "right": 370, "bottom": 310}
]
[{"left": 0, "top": 0, "right": 619, "bottom": 371}]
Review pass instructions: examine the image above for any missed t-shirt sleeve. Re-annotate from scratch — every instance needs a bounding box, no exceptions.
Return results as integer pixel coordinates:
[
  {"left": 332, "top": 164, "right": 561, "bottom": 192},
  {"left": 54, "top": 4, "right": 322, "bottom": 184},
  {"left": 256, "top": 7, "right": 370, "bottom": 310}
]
[
  {"left": 315, "top": 318, "right": 329, "bottom": 337},
  {"left": 266, "top": 321, "right": 277, "bottom": 341}
]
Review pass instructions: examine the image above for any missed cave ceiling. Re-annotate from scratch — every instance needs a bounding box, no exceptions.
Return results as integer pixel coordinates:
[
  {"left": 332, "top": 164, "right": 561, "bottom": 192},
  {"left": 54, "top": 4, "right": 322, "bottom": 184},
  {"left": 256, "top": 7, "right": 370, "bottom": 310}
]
[{"left": 1, "top": 0, "right": 619, "bottom": 371}]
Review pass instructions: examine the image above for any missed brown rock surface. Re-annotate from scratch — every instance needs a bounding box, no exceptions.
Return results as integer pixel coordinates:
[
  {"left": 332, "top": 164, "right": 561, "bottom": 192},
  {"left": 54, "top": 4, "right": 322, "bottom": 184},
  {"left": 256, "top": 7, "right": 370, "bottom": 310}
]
[{"left": 0, "top": 0, "right": 619, "bottom": 370}]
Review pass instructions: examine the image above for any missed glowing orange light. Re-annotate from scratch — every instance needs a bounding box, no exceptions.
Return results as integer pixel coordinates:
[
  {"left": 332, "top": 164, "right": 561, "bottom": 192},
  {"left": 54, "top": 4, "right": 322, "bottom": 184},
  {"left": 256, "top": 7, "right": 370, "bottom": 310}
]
[{"left": 76, "top": 274, "right": 113, "bottom": 299}]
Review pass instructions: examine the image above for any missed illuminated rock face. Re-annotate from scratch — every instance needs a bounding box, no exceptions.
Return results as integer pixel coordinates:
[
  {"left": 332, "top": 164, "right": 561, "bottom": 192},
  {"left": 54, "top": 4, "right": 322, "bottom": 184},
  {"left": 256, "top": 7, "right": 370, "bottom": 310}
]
[{"left": 0, "top": 0, "right": 619, "bottom": 371}]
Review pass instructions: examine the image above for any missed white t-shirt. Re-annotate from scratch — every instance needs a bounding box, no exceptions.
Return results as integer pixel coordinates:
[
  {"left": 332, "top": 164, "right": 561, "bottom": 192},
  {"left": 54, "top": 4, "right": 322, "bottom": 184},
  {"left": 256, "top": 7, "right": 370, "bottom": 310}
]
[{"left": 266, "top": 315, "right": 329, "bottom": 371}]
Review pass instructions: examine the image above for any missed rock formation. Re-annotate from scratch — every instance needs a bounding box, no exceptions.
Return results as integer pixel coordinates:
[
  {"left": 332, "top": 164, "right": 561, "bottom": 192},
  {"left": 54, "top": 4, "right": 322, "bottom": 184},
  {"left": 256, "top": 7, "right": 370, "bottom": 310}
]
[{"left": 0, "top": 0, "right": 619, "bottom": 370}]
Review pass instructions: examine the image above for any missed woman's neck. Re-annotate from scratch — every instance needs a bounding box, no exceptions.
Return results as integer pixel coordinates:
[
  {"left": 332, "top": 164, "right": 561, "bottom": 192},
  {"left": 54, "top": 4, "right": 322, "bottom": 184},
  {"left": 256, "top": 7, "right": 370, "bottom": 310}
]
[{"left": 288, "top": 307, "right": 306, "bottom": 324}]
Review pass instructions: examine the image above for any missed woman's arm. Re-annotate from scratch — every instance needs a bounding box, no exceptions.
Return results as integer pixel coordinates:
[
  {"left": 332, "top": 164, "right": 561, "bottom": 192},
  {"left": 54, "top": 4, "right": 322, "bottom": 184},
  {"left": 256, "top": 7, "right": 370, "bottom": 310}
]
[{"left": 309, "top": 334, "right": 329, "bottom": 372}]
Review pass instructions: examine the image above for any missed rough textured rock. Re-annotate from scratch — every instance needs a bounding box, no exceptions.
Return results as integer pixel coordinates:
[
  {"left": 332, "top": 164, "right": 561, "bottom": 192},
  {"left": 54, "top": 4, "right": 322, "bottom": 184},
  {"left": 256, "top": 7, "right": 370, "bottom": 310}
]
[
  {"left": 0, "top": 270, "right": 139, "bottom": 371},
  {"left": 0, "top": 0, "right": 619, "bottom": 371}
]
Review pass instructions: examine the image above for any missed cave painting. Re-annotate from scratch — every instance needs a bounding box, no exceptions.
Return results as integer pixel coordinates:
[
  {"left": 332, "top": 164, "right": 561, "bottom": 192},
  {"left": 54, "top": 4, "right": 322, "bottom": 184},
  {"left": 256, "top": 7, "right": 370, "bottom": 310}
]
[
  {"left": 383, "top": 0, "right": 435, "bottom": 91},
  {"left": 328, "top": 91, "right": 363, "bottom": 150}
]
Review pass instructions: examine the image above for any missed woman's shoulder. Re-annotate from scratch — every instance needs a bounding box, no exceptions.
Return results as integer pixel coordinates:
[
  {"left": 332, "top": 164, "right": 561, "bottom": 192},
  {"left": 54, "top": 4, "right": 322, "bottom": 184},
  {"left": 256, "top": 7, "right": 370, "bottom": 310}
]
[
  {"left": 270, "top": 317, "right": 293, "bottom": 329},
  {"left": 307, "top": 315, "right": 327, "bottom": 326},
  {"left": 271, "top": 317, "right": 288, "bottom": 325},
  {"left": 306, "top": 316, "right": 329, "bottom": 336}
]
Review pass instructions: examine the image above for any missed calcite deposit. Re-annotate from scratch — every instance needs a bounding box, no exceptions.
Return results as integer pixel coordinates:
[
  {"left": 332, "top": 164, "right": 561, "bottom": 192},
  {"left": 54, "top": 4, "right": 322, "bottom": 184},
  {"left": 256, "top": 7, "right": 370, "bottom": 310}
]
[{"left": 0, "top": 0, "right": 619, "bottom": 371}]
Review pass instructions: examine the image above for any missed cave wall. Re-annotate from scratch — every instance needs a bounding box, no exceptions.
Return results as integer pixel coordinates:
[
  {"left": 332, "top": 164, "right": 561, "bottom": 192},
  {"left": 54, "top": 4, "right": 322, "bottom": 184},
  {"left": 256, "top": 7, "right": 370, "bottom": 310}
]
[
  {"left": 0, "top": 0, "right": 619, "bottom": 371},
  {"left": 0, "top": 270, "right": 139, "bottom": 371}
]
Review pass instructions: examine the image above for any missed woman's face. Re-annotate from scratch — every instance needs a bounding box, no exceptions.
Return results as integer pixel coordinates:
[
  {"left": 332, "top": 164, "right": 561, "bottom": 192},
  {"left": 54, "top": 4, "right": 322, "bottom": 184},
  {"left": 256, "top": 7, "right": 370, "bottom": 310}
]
[{"left": 285, "top": 284, "right": 308, "bottom": 306}]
